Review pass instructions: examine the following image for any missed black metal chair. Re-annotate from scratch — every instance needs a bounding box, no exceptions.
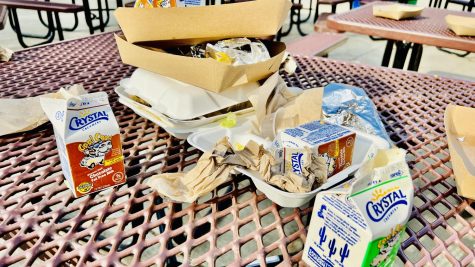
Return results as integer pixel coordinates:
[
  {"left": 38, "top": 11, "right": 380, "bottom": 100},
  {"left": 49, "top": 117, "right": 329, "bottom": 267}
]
[
  {"left": 0, "top": 5, "right": 7, "bottom": 30},
  {"left": 313, "top": 0, "right": 353, "bottom": 23},
  {"left": 0, "top": 0, "right": 84, "bottom": 48},
  {"left": 38, "top": 0, "right": 124, "bottom": 35},
  {"left": 444, "top": 0, "right": 474, "bottom": 11}
]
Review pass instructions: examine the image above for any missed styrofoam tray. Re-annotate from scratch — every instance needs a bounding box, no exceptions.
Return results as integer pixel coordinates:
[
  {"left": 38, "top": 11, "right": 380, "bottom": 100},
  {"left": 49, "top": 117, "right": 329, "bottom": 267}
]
[
  {"left": 121, "top": 68, "right": 260, "bottom": 120},
  {"left": 187, "top": 122, "right": 390, "bottom": 207},
  {"left": 116, "top": 86, "right": 254, "bottom": 138}
]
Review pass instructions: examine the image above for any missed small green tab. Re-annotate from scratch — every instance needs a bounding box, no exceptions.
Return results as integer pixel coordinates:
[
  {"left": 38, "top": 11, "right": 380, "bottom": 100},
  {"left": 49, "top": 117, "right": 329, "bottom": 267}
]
[{"left": 220, "top": 112, "right": 237, "bottom": 128}]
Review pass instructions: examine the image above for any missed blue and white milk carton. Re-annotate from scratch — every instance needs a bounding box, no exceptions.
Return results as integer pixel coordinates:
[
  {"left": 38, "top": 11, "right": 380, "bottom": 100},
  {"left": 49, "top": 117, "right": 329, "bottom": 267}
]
[{"left": 303, "top": 148, "right": 414, "bottom": 267}]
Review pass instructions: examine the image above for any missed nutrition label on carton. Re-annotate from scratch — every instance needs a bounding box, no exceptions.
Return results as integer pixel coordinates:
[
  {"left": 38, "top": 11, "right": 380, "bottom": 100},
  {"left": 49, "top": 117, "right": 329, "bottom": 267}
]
[
  {"left": 303, "top": 148, "right": 414, "bottom": 267},
  {"left": 321, "top": 194, "right": 367, "bottom": 247},
  {"left": 323, "top": 195, "right": 368, "bottom": 230},
  {"left": 300, "top": 123, "right": 351, "bottom": 145}
]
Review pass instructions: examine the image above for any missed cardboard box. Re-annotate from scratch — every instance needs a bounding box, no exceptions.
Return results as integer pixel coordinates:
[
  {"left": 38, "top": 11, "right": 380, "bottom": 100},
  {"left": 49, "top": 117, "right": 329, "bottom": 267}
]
[
  {"left": 444, "top": 104, "right": 475, "bottom": 199},
  {"left": 114, "top": 0, "right": 291, "bottom": 92}
]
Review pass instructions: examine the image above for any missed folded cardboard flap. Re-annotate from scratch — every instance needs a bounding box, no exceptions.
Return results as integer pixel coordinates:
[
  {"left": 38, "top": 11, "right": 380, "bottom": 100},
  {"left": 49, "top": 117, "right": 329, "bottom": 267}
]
[
  {"left": 115, "top": 34, "right": 286, "bottom": 92},
  {"left": 373, "top": 4, "right": 423, "bottom": 20},
  {"left": 115, "top": 0, "right": 292, "bottom": 43},
  {"left": 444, "top": 104, "right": 475, "bottom": 199},
  {"left": 445, "top": 15, "right": 475, "bottom": 36}
]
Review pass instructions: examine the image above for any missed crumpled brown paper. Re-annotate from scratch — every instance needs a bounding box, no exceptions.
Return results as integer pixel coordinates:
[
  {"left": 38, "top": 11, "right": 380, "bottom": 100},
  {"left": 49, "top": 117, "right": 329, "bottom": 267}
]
[
  {"left": 278, "top": 147, "right": 328, "bottom": 190},
  {"left": 0, "top": 46, "right": 13, "bottom": 62},
  {"left": 249, "top": 72, "right": 324, "bottom": 139},
  {"left": 146, "top": 138, "right": 262, "bottom": 202},
  {"left": 0, "top": 85, "right": 86, "bottom": 136},
  {"left": 146, "top": 137, "right": 327, "bottom": 202}
]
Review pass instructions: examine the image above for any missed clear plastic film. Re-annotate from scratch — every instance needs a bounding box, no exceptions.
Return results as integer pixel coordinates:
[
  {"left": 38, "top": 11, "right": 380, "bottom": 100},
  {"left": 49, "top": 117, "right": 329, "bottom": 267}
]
[
  {"left": 205, "top": 38, "right": 271, "bottom": 65},
  {"left": 134, "top": 0, "right": 175, "bottom": 8}
]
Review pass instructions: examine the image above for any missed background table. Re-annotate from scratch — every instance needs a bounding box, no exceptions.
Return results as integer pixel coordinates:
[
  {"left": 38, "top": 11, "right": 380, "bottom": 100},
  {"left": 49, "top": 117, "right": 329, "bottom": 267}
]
[
  {"left": 0, "top": 33, "right": 474, "bottom": 266},
  {"left": 328, "top": 2, "right": 475, "bottom": 71}
]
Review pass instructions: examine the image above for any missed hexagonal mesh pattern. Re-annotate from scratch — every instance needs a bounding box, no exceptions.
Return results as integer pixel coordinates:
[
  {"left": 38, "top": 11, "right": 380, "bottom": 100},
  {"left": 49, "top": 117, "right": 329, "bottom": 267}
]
[
  {"left": 0, "top": 33, "right": 474, "bottom": 266},
  {"left": 328, "top": 2, "right": 475, "bottom": 52}
]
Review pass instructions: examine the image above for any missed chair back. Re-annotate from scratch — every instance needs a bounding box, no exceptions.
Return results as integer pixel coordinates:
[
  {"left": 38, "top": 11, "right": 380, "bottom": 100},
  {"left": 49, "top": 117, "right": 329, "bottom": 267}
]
[{"left": 0, "top": 5, "right": 6, "bottom": 30}]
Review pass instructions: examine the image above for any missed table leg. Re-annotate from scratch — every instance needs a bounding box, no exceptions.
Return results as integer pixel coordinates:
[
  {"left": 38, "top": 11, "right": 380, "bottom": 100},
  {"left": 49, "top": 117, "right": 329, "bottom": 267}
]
[
  {"left": 275, "top": 28, "right": 283, "bottom": 41},
  {"left": 83, "top": 0, "right": 94, "bottom": 34},
  {"left": 97, "top": 0, "right": 105, "bottom": 32},
  {"left": 382, "top": 40, "right": 394, "bottom": 67},
  {"left": 313, "top": 2, "right": 319, "bottom": 23},
  {"left": 295, "top": 0, "right": 307, "bottom": 36},
  {"left": 408, "top": 43, "right": 423, "bottom": 71},
  {"left": 280, "top": 1, "right": 304, "bottom": 38},
  {"left": 53, "top": 12, "right": 64, "bottom": 41},
  {"left": 392, "top": 41, "right": 411, "bottom": 69},
  {"left": 300, "top": 0, "right": 313, "bottom": 23},
  {"left": 9, "top": 8, "right": 55, "bottom": 48}
]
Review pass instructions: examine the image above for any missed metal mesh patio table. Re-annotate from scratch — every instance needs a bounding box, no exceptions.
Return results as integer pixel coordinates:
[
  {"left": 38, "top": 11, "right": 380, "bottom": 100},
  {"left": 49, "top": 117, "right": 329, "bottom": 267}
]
[
  {"left": 0, "top": 32, "right": 474, "bottom": 266},
  {"left": 327, "top": 1, "right": 475, "bottom": 71}
]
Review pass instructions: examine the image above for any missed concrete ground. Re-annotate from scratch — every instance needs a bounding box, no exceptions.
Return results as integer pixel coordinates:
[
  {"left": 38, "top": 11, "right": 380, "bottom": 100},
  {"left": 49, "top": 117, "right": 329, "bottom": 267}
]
[{"left": 0, "top": 0, "right": 473, "bottom": 266}]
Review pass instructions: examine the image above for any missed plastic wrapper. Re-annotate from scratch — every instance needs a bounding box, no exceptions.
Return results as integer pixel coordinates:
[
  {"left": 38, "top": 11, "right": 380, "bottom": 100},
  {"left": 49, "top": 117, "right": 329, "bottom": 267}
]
[
  {"left": 134, "top": 0, "right": 176, "bottom": 8},
  {"left": 322, "top": 83, "right": 391, "bottom": 143},
  {"left": 166, "top": 38, "right": 271, "bottom": 65},
  {"left": 206, "top": 38, "right": 271, "bottom": 65}
]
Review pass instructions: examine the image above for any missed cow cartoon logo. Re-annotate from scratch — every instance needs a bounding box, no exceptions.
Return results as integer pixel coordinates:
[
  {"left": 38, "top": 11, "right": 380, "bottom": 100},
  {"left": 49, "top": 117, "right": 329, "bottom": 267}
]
[{"left": 79, "top": 134, "right": 112, "bottom": 169}]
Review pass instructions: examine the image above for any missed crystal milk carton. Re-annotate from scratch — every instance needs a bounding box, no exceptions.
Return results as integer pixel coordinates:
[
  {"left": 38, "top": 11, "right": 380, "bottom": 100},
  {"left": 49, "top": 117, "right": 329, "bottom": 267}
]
[
  {"left": 273, "top": 121, "right": 356, "bottom": 178},
  {"left": 303, "top": 148, "right": 414, "bottom": 267},
  {"left": 41, "top": 91, "right": 126, "bottom": 197}
]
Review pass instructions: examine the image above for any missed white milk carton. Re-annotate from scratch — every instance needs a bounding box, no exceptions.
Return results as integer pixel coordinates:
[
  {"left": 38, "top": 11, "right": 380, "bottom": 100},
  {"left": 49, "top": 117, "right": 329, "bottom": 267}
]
[
  {"left": 303, "top": 148, "right": 414, "bottom": 267},
  {"left": 41, "top": 91, "right": 126, "bottom": 197},
  {"left": 273, "top": 121, "right": 356, "bottom": 178}
]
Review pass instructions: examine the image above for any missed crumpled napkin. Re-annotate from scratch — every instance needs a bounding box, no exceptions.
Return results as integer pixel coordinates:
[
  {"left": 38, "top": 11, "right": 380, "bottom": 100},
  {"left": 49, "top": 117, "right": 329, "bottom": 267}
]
[
  {"left": 0, "top": 85, "right": 86, "bottom": 136},
  {"left": 146, "top": 138, "right": 266, "bottom": 203},
  {"left": 248, "top": 72, "right": 324, "bottom": 139},
  {"left": 0, "top": 46, "right": 13, "bottom": 62},
  {"left": 146, "top": 137, "right": 328, "bottom": 203}
]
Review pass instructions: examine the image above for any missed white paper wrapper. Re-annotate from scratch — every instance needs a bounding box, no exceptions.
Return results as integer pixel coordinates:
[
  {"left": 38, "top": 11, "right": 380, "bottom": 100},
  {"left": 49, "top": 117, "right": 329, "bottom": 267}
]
[
  {"left": 0, "top": 85, "right": 86, "bottom": 136},
  {"left": 0, "top": 46, "right": 13, "bottom": 62}
]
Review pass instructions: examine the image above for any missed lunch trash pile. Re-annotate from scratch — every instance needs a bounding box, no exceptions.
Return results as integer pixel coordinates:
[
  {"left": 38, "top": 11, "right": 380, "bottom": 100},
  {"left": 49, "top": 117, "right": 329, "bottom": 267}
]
[{"left": 14, "top": 0, "right": 475, "bottom": 266}]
